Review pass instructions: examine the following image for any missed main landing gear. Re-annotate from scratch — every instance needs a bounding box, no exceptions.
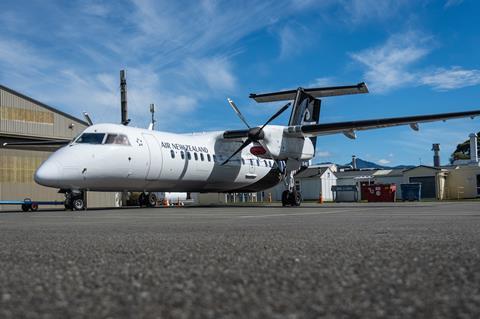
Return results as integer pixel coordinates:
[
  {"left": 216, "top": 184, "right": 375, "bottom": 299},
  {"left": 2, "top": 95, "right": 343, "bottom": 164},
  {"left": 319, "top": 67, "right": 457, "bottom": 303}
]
[
  {"left": 281, "top": 169, "right": 302, "bottom": 207},
  {"left": 138, "top": 192, "right": 157, "bottom": 208},
  {"left": 64, "top": 190, "right": 86, "bottom": 211}
]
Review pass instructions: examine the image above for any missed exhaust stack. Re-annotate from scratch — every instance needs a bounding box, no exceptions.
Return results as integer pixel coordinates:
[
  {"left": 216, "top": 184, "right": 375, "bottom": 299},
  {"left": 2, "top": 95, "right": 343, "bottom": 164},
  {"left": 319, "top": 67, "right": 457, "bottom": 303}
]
[{"left": 352, "top": 155, "right": 357, "bottom": 170}]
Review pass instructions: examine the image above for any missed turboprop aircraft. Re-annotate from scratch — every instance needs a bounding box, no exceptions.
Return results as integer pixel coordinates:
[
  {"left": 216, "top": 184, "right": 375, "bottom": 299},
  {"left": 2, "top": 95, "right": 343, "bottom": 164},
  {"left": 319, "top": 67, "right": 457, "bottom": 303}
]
[{"left": 3, "top": 83, "right": 480, "bottom": 209}]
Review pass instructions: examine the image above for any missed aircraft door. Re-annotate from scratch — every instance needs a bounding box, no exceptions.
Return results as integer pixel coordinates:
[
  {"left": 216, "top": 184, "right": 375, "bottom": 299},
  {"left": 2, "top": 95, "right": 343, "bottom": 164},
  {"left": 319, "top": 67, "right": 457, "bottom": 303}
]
[{"left": 142, "top": 134, "right": 163, "bottom": 180}]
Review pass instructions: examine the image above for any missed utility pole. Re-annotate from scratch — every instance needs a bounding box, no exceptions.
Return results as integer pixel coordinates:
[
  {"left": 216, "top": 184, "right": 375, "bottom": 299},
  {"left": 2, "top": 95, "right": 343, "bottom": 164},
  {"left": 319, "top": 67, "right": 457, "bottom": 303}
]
[
  {"left": 120, "top": 70, "right": 129, "bottom": 125},
  {"left": 150, "top": 103, "right": 155, "bottom": 130}
]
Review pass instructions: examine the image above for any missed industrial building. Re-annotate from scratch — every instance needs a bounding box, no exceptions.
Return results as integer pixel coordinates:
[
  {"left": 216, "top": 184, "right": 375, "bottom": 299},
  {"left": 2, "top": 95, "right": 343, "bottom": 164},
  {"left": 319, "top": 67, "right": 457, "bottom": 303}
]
[{"left": 0, "top": 84, "right": 116, "bottom": 211}]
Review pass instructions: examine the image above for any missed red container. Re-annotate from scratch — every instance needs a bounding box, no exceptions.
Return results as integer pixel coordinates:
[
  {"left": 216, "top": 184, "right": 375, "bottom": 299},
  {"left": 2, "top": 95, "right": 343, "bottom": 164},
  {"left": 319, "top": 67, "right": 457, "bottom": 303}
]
[{"left": 362, "top": 184, "right": 397, "bottom": 202}]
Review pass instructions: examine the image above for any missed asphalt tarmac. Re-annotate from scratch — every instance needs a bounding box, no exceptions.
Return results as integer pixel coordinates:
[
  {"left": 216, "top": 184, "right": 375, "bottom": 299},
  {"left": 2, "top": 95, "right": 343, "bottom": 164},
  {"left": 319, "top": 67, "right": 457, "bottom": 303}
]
[{"left": 0, "top": 202, "right": 479, "bottom": 318}]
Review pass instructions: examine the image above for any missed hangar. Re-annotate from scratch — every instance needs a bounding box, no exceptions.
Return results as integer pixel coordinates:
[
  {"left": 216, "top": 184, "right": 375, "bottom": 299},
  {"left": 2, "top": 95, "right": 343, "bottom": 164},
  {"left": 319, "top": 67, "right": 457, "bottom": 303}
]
[{"left": 0, "top": 84, "right": 116, "bottom": 211}]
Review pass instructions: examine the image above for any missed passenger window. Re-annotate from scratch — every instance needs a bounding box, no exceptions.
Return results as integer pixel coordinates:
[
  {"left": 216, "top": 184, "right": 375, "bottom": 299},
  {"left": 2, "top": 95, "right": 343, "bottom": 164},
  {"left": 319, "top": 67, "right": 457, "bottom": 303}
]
[
  {"left": 187, "top": 152, "right": 191, "bottom": 160},
  {"left": 194, "top": 153, "right": 198, "bottom": 160},
  {"left": 250, "top": 159, "right": 253, "bottom": 166},
  {"left": 264, "top": 160, "right": 268, "bottom": 167},
  {"left": 170, "top": 150, "right": 175, "bottom": 159},
  {"left": 200, "top": 153, "right": 204, "bottom": 161},
  {"left": 242, "top": 158, "right": 245, "bottom": 165},
  {"left": 213, "top": 155, "right": 216, "bottom": 162},
  {"left": 105, "top": 134, "right": 130, "bottom": 145},
  {"left": 76, "top": 133, "right": 105, "bottom": 144},
  {"left": 256, "top": 159, "right": 260, "bottom": 166},
  {"left": 181, "top": 151, "right": 185, "bottom": 159},
  {"left": 207, "top": 154, "right": 211, "bottom": 162}
]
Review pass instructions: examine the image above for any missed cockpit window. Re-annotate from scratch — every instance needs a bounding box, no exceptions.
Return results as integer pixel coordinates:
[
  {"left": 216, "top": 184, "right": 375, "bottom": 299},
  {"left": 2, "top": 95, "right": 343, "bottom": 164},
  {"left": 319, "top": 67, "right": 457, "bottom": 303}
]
[
  {"left": 105, "top": 134, "right": 131, "bottom": 146},
  {"left": 75, "top": 133, "right": 105, "bottom": 144}
]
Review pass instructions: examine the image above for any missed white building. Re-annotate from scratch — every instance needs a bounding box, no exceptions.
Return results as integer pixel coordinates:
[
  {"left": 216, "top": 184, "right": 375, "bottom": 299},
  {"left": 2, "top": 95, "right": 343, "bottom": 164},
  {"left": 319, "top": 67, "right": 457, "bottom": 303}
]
[{"left": 265, "top": 165, "right": 337, "bottom": 201}]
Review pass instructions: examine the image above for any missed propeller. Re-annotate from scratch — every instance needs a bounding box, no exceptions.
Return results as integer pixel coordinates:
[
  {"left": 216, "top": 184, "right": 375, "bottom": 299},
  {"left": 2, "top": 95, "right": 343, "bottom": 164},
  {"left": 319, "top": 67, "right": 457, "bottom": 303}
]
[{"left": 221, "top": 102, "right": 291, "bottom": 165}]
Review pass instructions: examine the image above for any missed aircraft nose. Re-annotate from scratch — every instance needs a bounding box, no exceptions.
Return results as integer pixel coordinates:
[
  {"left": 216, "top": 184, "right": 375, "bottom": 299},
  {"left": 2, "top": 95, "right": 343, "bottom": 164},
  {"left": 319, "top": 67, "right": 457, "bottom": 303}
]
[{"left": 34, "top": 160, "right": 62, "bottom": 187}]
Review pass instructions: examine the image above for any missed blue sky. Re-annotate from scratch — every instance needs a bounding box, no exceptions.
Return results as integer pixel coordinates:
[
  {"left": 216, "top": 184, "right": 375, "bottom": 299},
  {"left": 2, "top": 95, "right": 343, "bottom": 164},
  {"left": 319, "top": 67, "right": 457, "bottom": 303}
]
[{"left": 1, "top": 0, "right": 479, "bottom": 166}]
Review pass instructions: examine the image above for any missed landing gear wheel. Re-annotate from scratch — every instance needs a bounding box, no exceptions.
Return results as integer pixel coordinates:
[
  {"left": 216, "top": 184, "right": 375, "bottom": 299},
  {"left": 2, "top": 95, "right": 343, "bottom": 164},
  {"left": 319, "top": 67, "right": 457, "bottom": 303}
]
[
  {"left": 289, "top": 191, "right": 302, "bottom": 206},
  {"left": 147, "top": 193, "right": 157, "bottom": 208},
  {"left": 138, "top": 192, "right": 147, "bottom": 207},
  {"left": 21, "top": 204, "right": 29, "bottom": 212},
  {"left": 73, "top": 198, "right": 85, "bottom": 211},
  {"left": 282, "top": 190, "right": 289, "bottom": 207},
  {"left": 30, "top": 203, "right": 39, "bottom": 212}
]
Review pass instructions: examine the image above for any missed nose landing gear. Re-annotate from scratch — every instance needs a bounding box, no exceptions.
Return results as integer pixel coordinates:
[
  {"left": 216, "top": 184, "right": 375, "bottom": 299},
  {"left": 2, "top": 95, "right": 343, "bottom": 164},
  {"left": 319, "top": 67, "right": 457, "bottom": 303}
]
[
  {"left": 138, "top": 192, "right": 157, "bottom": 208},
  {"left": 64, "top": 191, "right": 86, "bottom": 211}
]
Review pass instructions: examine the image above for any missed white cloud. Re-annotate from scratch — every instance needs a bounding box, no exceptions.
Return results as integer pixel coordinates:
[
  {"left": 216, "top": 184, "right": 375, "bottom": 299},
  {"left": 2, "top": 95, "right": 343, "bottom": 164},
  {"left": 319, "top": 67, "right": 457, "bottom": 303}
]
[
  {"left": 420, "top": 67, "right": 480, "bottom": 91},
  {"left": 277, "top": 24, "right": 311, "bottom": 60},
  {"left": 341, "top": 0, "right": 410, "bottom": 25},
  {"left": 309, "top": 77, "right": 336, "bottom": 87},
  {"left": 378, "top": 159, "right": 391, "bottom": 165},
  {"left": 444, "top": 0, "right": 463, "bottom": 8},
  {"left": 316, "top": 151, "right": 332, "bottom": 157},
  {"left": 350, "top": 31, "right": 431, "bottom": 93},
  {"left": 351, "top": 32, "right": 480, "bottom": 93}
]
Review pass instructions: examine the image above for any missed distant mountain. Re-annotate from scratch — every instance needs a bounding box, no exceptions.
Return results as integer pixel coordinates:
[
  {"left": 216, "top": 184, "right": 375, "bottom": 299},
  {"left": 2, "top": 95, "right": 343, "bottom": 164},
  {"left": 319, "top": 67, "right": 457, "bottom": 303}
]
[
  {"left": 342, "top": 158, "right": 414, "bottom": 170},
  {"left": 316, "top": 158, "right": 414, "bottom": 170}
]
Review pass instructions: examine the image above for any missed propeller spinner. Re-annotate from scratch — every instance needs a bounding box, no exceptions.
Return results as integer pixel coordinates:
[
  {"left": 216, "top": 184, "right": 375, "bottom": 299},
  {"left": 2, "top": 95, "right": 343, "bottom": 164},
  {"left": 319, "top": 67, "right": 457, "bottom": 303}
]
[{"left": 221, "top": 101, "right": 291, "bottom": 165}]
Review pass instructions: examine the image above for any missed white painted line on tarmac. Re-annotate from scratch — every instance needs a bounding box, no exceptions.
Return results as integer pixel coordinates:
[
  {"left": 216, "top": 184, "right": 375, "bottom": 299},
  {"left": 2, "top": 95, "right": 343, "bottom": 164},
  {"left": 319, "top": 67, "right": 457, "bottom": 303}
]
[{"left": 236, "top": 209, "right": 369, "bottom": 218}]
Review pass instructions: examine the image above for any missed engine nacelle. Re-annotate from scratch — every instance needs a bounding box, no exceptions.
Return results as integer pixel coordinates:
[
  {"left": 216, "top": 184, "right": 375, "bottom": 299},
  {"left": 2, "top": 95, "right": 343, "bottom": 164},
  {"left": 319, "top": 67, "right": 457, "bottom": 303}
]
[{"left": 260, "top": 125, "right": 314, "bottom": 161}]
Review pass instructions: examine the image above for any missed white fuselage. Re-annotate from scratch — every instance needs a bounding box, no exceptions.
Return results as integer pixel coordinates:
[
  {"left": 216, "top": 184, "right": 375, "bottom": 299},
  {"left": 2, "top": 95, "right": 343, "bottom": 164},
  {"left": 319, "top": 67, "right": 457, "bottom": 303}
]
[{"left": 34, "top": 124, "right": 281, "bottom": 193}]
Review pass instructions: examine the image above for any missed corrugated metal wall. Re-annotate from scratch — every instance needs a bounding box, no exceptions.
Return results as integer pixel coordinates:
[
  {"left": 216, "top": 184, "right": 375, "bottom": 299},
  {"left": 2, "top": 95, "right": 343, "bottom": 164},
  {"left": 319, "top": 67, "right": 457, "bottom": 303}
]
[
  {"left": 0, "top": 87, "right": 86, "bottom": 139},
  {"left": 0, "top": 85, "right": 117, "bottom": 211}
]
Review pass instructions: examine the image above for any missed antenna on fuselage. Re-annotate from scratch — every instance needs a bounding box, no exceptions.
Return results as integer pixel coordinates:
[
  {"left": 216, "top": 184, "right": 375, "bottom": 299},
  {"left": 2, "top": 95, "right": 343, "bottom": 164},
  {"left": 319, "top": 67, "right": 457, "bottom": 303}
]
[{"left": 120, "top": 70, "right": 130, "bottom": 125}]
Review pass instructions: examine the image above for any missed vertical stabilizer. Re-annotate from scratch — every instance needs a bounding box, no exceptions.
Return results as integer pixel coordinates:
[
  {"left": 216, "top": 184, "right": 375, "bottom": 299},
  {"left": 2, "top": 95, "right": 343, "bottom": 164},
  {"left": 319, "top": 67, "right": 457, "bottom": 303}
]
[{"left": 289, "top": 88, "right": 321, "bottom": 151}]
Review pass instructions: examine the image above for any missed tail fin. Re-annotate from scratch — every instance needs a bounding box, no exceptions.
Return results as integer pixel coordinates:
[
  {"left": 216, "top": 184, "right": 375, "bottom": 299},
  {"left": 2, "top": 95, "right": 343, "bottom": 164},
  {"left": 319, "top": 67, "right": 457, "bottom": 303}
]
[{"left": 289, "top": 88, "right": 321, "bottom": 151}]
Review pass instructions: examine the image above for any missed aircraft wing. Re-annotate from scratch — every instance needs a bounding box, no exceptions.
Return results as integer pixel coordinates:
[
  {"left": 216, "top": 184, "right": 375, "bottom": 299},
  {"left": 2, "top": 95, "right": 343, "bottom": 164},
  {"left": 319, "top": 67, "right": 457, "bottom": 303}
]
[{"left": 284, "top": 110, "right": 480, "bottom": 138}]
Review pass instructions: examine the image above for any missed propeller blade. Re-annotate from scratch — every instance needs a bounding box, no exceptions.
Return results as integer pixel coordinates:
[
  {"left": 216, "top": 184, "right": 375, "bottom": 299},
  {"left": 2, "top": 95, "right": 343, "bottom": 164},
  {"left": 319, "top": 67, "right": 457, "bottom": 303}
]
[
  {"left": 259, "top": 102, "right": 291, "bottom": 131},
  {"left": 221, "top": 138, "right": 252, "bottom": 166},
  {"left": 83, "top": 112, "right": 93, "bottom": 126},
  {"left": 227, "top": 98, "right": 250, "bottom": 128}
]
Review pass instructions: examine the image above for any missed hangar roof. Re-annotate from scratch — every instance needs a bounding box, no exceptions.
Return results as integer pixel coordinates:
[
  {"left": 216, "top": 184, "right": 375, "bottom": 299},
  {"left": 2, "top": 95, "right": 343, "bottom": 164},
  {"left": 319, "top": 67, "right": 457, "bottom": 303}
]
[{"left": 0, "top": 84, "right": 89, "bottom": 126}]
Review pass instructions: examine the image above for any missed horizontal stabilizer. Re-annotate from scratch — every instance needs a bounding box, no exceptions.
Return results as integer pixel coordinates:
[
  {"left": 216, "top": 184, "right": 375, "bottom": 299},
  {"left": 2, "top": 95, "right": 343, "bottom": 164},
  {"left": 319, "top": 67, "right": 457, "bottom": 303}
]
[{"left": 250, "top": 82, "right": 368, "bottom": 103}]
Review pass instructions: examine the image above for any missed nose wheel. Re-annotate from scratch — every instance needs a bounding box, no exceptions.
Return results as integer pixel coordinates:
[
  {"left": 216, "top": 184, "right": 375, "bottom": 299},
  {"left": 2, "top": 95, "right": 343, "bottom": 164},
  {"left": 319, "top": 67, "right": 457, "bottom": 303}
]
[
  {"left": 138, "top": 192, "right": 157, "bottom": 207},
  {"left": 64, "top": 191, "right": 86, "bottom": 211}
]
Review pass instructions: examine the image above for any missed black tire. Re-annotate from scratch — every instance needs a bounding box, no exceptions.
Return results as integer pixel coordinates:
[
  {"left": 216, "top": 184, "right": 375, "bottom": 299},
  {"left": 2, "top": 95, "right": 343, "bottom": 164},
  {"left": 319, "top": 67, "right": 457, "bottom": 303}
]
[
  {"left": 289, "top": 191, "right": 302, "bottom": 207},
  {"left": 21, "top": 204, "right": 29, "bottom": 212},
  {"left": 30, "top": 203, "right": 39, "bottom": 211},
  {"left": 147, "top": 193, "right": 157, "bottom": 207},
  {"left": 138, "top": 193, "right": 147, "bottom": 207},
  {"left": 73, "top": 198, "right": 85, "bottom": 211},
  {"left": 282, "top": 190, "right": 290, "bottom": 207}
]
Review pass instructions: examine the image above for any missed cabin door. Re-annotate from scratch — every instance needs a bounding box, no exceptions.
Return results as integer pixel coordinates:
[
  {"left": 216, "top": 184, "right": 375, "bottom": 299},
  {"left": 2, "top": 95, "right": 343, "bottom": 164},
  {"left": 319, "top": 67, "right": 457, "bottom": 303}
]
[{"left": 142, "top": 134, "right": 163, "bottom": 180}]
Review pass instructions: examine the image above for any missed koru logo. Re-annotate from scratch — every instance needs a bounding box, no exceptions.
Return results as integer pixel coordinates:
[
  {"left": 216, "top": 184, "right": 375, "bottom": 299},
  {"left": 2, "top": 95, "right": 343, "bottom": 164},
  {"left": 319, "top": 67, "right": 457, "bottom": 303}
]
[
  {"left": 136, "top": 138, "right": 143, "bottom": 146},
  {"left": 303, "top": 108, "right": 311, "bottom": 121}
]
